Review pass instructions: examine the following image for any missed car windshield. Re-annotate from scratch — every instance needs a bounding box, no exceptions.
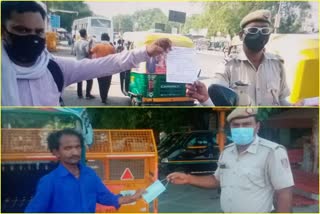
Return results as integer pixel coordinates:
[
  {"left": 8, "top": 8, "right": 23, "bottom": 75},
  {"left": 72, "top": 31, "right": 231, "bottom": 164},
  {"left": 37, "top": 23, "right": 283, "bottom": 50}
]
[
  {"left": 158, "top": 133, "right": 183, "bottom": 149},
  {"left": 91, "top": 18, "right": 111, "bottom": 28},
  {"left": 160, "top": 134, "right": 191, "bottom": 154}
]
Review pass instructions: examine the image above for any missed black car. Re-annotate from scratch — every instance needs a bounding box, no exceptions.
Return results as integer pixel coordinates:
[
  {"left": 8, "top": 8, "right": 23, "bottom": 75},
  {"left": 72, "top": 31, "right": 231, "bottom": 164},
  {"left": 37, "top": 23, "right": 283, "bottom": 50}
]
[
  {"left": 158, "top": 133, "right": 184, "bottom": 154},
  {"left": 158, "top": 130, "right": 232, "bottom": 175}
]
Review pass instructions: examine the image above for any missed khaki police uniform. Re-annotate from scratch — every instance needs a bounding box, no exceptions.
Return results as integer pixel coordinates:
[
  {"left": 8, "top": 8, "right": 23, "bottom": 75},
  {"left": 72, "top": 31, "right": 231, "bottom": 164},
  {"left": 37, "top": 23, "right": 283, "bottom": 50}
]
[
  {"left": 214, "top": 108, "right": 295, "bottom": 212},
  {"left": 240, "top": 9, "right": 272, "bottom": 29},
  {"left": 226, "top": 107, "right": 257, "bottom": 122},
  {"left": 212, "top": 10, "right": 290, "bottom": 106},
  {"left": 215, "top": 137, "right": 294, "bottom": 212},
  {"left": 213, "top": 51, "right": 290, "bottom": 106}
]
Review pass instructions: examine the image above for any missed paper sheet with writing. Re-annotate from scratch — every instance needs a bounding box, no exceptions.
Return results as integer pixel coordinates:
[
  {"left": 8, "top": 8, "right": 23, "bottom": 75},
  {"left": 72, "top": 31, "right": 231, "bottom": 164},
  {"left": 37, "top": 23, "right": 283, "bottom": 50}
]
[{"left": 166, "top": 47, "right": 200, "bottom": 83}]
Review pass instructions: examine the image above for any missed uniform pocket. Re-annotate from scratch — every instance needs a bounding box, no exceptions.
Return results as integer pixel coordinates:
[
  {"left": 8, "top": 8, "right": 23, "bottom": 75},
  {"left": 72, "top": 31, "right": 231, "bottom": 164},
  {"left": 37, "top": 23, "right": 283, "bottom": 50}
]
[
  {"left": 266, "top": 80, "right": 280, "bottom": 106},
  {"left": 219, "top": 168, "right": 232, "bottom": 188},
  {"left": 239, "top": 168, "right": 266, "bottom": 189}
]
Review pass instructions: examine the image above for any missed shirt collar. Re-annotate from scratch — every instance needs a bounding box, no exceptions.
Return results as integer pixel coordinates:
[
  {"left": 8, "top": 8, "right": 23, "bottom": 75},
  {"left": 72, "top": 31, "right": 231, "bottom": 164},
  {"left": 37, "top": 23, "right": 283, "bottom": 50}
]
[
  {"left": 231, "top": 135, "right": 260, "bottom": 154},
  {"left": 246, "top": 136, "right": 260, "bottom": 154},
  {"left": 56, "top": 163, "right": 89, "bottom": 177}
]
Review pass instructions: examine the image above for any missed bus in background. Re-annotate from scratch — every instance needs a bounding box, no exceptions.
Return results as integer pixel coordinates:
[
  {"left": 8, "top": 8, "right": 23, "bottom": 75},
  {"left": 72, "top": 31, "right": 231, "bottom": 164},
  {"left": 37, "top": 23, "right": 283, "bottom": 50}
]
[{"left": 72, "top": 16, "right": 114, "bottom": 42}]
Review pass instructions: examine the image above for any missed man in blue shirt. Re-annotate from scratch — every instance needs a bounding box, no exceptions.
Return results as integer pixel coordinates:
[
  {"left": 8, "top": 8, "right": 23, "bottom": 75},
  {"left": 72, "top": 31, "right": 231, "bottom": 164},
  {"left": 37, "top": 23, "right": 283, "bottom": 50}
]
[{"left": 25, "top": 129, "right": 144, "bottom": 212}]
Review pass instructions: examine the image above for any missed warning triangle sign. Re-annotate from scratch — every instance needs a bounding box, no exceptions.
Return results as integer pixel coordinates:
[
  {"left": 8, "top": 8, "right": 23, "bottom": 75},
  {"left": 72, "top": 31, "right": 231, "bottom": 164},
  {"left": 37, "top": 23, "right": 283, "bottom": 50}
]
[{"left": 120, "top": 168, "right": 134, "bottom": 180}]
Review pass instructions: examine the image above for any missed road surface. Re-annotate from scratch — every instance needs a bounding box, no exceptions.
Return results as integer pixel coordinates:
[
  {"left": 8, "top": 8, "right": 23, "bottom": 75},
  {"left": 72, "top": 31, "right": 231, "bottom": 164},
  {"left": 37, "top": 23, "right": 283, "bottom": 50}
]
[{"left": 54, "top": 45, "right": 225, "bottom": 106}]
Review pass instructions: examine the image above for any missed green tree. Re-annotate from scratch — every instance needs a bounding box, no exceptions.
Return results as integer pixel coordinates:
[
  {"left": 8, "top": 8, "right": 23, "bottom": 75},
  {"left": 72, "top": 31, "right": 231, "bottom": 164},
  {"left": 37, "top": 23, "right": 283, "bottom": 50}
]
[
  {"left": 113, "top": 14, "right": 134, "bottom": 33},
  {"left": 112, "top": 8, "right": 188, "bottom": 34},
  {"left": 278, "top": 2, "right": 311, "bottom": 33},
  {"left": 46, "top": 1, "right": 93, "bottom": 31},
  {"left": 183, "top": 14, "right": 202, "bottom": 34},
  {"left": 132, "top": 8, "right": 167, "bottom": 31},
  {"left": 257, "top": 108, "right": 286, "bottom": 121},
  {"left": 87, "top": 108, "right": 212, "bottom": 143},
  {"left": 186, "top": 1, "right": 311, "bottom": 37}
]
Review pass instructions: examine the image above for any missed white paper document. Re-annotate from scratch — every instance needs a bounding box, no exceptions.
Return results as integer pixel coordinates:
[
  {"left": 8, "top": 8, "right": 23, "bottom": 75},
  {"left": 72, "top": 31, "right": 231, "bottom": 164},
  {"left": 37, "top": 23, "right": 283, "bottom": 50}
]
[{"left": 166, "top": 47, "right": 200, "bottom": 83}]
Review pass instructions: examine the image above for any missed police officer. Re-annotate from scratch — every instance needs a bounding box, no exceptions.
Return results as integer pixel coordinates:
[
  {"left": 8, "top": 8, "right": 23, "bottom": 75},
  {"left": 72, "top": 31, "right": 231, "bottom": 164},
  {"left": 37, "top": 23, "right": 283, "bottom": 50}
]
[
  {"left": 167, "top": 108, "right": 294, "bottom": 213},
  {"left": 187, "top": 10, "right": 291, "bottom": 106}
]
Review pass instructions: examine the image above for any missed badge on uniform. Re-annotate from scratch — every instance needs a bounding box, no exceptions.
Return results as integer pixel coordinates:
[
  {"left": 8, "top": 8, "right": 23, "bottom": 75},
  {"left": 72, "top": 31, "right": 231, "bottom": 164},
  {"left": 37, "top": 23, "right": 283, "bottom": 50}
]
[{"left": 281, "top": 158, "right": 289, "bottom": 168}]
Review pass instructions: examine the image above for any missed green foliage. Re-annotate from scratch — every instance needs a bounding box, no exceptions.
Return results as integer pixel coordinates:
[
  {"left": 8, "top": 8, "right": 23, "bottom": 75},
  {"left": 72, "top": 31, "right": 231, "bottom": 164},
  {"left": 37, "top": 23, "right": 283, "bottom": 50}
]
[
  {"left": 113, "top": 8, "right": 183, "bottom": 33},
  {"left": 87, "top": 108, "right": 212, "bottom": 133},
  {"left": 278, "top": 2, "right": 311, "bottom": 33},
  {"left": 132, "top": 8, "right": 167, "bottom": 31},
  {"left": 113, "top": 15, "right": 134, "bottom": 32},
  {"left": 2, "top": 112, "right": 78, "bottom": 129},
  {"left": 182, "top": 14, "right": 202, "bottom": 34},
  {"left": 46, "top": 1, "right": 93, "bottom": 31},
  {"left": 184, "top": 1, "right": 311, "bottom": 37},
  {"left": 257, "top": 108, "right": 287, "bottom": 121}
]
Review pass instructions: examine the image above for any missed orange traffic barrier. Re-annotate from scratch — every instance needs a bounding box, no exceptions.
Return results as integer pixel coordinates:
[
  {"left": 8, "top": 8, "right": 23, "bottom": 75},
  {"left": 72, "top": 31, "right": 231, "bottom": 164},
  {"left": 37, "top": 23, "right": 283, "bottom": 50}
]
[{"left": 87, "top": 129, "right": 158, "bottom": 213}]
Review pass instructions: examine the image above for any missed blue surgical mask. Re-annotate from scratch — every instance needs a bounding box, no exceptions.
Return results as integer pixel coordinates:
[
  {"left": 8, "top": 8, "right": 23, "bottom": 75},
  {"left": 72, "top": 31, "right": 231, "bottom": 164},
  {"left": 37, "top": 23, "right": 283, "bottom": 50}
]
[
  {"left": 231, "top": 127, "right": 255, "bottom": 145},
  {"left": 142, "top": 179, "right": 168, "bottom": 203}
]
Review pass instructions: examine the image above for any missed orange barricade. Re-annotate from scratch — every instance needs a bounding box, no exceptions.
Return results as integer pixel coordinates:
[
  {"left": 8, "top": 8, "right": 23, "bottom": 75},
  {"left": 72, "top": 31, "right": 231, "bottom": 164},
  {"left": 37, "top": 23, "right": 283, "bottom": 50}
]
[
  {"left": 1, "top": 128, "right": 158, "bottom": 213},
  {"left": 87, "top": 129, "right": 158, "bottom": 213}
]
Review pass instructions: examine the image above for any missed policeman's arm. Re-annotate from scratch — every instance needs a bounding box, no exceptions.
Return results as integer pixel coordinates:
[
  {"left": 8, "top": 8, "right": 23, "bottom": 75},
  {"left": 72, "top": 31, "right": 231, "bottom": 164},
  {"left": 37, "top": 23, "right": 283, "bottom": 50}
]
[
  {"left": 267, "top": 147, "right": 294, "bottom": 212},
  {"left": 167, "top": 172, "right": 219, "bottom": 189},
  {"left": 278, "top": 60, "right": 291, "bottom": 106},
  {"left": 275, "top": 186, "right": 293, "bottom": 213},
  {"left": 186, "top": 81, "right": 210, "bottom": 103},
  {"left": 279, "top": 98, "right": 291, "bottom": 106}
]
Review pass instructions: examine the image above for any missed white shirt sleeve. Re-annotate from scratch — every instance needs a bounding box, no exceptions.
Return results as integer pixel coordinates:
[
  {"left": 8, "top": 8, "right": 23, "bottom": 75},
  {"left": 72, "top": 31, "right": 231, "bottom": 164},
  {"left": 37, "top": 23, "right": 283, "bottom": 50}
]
[
  {"left": 268, "top": 147, "right": 294, "bottom": 190},
  {"left": 200, "top": 98, "right": 215, "bottom": 106}
]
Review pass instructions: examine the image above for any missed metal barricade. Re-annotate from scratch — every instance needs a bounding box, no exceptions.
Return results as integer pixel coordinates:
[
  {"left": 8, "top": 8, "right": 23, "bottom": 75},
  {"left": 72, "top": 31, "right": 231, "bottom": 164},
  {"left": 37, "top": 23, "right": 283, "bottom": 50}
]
[{"left": 87, "top": 129, "right": 158, "bottom": 213}]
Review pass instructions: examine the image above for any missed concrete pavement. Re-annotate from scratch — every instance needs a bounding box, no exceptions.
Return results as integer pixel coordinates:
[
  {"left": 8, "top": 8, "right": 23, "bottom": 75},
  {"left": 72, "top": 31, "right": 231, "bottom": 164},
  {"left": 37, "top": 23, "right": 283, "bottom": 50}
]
[{"left": 157, "top": 181, "right": 318, "bottom": 212}]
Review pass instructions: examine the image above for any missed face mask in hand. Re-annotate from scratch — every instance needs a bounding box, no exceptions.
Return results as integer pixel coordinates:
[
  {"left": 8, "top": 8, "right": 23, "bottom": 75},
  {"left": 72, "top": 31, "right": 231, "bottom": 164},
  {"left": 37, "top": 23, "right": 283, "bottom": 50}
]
[
  {"left": 231, "top": 127, "right": 255, "bottom": 145},
  {"left": 142, "top": 179, "right": 168, "bottom": 203},
  {"left": 4, "top": 30, "right": 45, "bottom": 64}
]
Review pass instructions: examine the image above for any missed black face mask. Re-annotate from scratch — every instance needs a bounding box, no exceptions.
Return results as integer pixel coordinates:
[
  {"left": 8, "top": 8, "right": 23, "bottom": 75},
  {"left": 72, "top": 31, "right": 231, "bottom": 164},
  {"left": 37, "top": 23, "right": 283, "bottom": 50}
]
[
  {"left": 244, "top": 32, "right": 269, "bottom": 52},
  {"left": 4, "top": 30, "right": 45, "bottom": 64}
]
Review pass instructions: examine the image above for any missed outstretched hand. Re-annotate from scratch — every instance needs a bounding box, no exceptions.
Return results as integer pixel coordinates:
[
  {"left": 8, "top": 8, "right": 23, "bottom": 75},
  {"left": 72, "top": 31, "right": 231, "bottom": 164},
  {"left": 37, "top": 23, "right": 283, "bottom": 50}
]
[
  {"left": 167, "top": 172, "right": 190, "bottom": 185},
  {"left": 146, "top": 38, "right": 172, "bottom": 57}
]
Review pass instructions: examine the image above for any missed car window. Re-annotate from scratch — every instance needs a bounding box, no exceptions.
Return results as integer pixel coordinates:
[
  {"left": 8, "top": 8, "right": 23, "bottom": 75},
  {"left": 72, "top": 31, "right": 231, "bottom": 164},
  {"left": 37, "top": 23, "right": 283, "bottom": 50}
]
[
  {"left": 158, "top": 133, "right": 182, "bottom": 149},
  {"left": 158, "top": 134, "right": 189, "bottom": 155},
  {"left": 187, "top": 136, "right": 208, "bottom": 147}
]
